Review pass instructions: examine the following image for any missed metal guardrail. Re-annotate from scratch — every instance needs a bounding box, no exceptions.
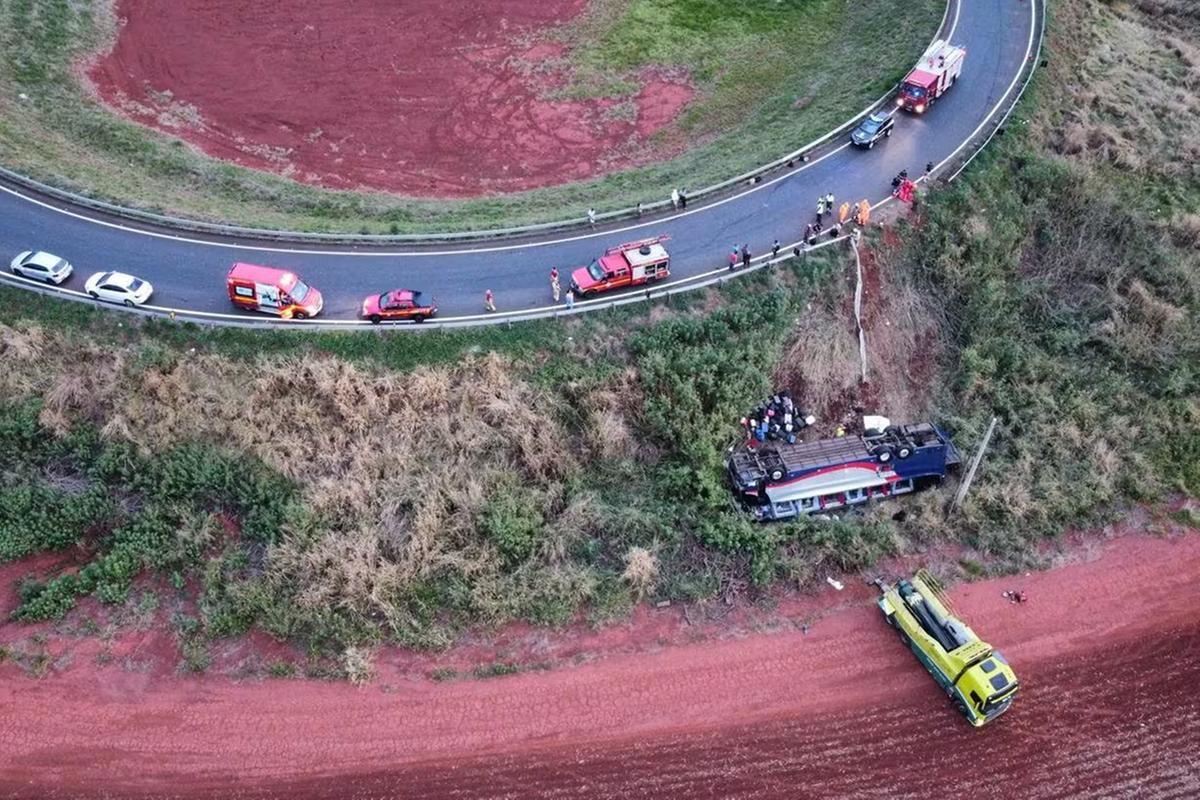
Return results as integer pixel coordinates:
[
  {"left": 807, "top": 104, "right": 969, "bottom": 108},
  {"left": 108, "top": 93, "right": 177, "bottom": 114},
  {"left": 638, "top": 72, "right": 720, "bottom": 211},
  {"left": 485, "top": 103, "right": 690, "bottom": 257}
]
[
  {"left": 0, "top": 1, "right": 955, "bottom": 245},
  {"left": 0, "top": 0, "right": 1046, "bottom": 333}
]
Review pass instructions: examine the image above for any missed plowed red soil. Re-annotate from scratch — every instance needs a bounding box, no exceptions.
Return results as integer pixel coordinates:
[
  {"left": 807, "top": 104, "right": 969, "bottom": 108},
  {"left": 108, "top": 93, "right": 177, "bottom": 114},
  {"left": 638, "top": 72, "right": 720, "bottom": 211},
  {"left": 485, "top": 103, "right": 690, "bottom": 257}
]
[
  {"left": 2, "top": 531, "right": 1198, "bottom": 799},
  {"left": 86, "top": 0, "right": 694, "bottom": 197}
]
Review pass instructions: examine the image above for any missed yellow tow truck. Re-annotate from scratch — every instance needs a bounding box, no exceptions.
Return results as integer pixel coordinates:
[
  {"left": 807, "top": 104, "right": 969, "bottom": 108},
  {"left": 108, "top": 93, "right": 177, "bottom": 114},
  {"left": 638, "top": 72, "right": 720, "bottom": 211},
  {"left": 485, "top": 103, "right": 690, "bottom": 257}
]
[{"left": 875, "top": 570, "right": 1018, "bottom": 726}]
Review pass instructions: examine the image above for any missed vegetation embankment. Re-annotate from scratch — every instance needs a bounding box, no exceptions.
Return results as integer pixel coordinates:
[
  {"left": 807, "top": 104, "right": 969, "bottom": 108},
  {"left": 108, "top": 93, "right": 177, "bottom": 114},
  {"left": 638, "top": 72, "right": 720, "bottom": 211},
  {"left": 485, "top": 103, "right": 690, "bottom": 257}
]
[
  {"left": 0, "top": 0, "right": 943, "bottom": 233},
  {"left": 0, "top": 0, "right": 1196, "bottom": 680}
]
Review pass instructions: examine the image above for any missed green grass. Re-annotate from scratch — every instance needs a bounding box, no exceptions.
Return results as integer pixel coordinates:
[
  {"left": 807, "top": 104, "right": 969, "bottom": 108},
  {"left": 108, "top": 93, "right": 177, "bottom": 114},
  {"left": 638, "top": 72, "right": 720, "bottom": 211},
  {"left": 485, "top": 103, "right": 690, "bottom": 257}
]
[{"left": 0, "top": 0, "right": 943, "bottom": 233}]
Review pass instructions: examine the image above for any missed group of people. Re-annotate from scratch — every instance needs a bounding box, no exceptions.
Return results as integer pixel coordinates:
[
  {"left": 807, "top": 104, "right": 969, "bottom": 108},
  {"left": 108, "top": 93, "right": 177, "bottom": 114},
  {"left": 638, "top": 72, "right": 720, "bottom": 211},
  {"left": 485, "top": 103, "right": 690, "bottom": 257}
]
[
  {"left": 740, "top": 390, "right": 817, "bottom": 446},
  {"left": 804, "top": 192, "right": 872, "bottom": 245}
]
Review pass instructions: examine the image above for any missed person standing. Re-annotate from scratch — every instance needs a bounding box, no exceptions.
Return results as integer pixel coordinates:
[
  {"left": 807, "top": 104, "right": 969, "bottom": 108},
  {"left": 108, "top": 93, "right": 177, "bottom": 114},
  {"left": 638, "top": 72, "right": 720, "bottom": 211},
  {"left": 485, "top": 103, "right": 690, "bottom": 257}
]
[
  {"left": 740, "top": 243, "right": 751, "bottom": 269},
  {"left": 484, "top": 289, "right": 496, "bottom": 313},
  {"left": 565, "top": 288, "right": 575, "bottom": 310},
  {"left": 825, "top": 192, "right": 835, "bottom": 213},
  {"left": 772, "top": 239, "right": 781, "bottom": 260},
  {"left": 838, "top": 201, "right": 851, "bottom": 225},
  {"left": 816, "top": 195, "right": 826, "bottom": 221},
  {"left": 550, "top": 269, "right": 561, "bottom": 302},
  {"left": 587, "top": 208, "right": 596, "bottom": 226},
  {"left": 671, "top": 188, "right": 680, "bottom": 209},
  {"left": 729, "top": 247, "right": 739, "bottom": 270},
  {"left": 679, "top": 189, "right": 688, "bottom": 209},
  {"left": 636, "top": 201, "right": 643, "bottom": 217}
]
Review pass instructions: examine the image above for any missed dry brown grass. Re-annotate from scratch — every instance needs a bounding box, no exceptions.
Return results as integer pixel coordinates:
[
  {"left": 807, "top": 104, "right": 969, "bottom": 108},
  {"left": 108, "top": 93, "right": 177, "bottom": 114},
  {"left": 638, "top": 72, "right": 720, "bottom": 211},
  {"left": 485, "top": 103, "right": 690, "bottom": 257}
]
[
  {"left": 622, "top": 545, "right": 659, "bottom": 599},
  {"left": 0, "top": 326, "right": 636, "bottom": 626},
  {"left": 1037, "top": 0, "right": 1200, "bottom": 178}
]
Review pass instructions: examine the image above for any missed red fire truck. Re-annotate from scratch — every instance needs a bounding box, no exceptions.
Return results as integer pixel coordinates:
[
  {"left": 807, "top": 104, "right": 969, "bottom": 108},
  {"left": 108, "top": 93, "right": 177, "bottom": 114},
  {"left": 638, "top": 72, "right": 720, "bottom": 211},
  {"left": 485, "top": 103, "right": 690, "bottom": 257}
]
[
  {"left": 226, "top": 263, "right": 324, "bottom": 319},
  {"left": 569, "top": 235, "right": 670, "bottom": 297},
  {"left": 896, "top": 40, "right": 966, "bottom": 114}
]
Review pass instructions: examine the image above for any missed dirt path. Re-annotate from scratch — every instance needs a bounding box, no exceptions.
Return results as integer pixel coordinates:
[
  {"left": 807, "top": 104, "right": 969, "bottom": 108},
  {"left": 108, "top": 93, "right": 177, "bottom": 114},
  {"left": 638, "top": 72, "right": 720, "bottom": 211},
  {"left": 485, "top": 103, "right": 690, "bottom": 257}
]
[{"left": 3, "top": 532, "right": 1198, "bottom": 799}]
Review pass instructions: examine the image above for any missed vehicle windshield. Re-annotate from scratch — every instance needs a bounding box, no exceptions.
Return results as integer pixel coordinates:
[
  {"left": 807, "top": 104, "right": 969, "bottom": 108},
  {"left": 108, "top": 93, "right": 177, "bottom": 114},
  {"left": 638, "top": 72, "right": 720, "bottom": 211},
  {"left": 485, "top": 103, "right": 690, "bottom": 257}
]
[
  {"left": 290, "top": 281, "right": 310, "bottom": 302},
  {"left": 859, "top": 118, "right": 882, "bottom": 134},
  {"left": 127, "top": 278, "right": 144, "bottom": 292},
  {"left": 905, "top": 84, "right": 928, "bottom": 99},
  {"left": 586, "top": 260, "right": 605, "bottom": 281}
]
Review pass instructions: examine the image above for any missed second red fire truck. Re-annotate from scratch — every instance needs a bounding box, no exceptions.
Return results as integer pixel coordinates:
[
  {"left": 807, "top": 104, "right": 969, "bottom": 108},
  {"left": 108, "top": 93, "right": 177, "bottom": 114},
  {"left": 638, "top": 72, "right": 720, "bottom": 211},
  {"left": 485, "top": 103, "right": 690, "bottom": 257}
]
[
  {"left": 569, "top": 235, "right": 671, "bottom": 297},
  {"left": 896, "top": 40, "right": 966, "bottom": 114}
]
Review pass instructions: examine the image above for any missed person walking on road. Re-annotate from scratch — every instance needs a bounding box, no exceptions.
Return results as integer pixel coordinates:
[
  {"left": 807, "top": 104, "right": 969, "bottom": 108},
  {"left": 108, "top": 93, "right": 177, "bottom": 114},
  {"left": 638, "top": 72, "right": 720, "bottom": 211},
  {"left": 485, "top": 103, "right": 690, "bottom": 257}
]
[
  {"left": 484, "top": 289, "right": 496, "bottom": 313},
  {"left": 772, "top": 239, "right": 781, "bottom": 260},
  {"left": 671, "top": 188, "right": 680, "bottom": 209},
  {"left": 825, "top": 192, "right": 835, "bottom": 213},
  {"left": 816, "top": 195, "right": 826, "bottom": 221},
  {"left": 838, "top": 201, "right": 851, "bottom": 225},
  {"left": 741, "top": 244, "right": 751, "bottom": 269},
  {"left": 856, "top": 199, "right": 871, "bottom": 227}
]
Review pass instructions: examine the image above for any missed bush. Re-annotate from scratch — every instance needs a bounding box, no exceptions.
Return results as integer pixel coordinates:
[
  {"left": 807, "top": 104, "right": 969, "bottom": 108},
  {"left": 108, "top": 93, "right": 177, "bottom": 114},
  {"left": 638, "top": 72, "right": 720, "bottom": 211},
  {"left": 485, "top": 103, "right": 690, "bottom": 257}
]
[{"left": 480, "top": 484, "right": 546, "bottom": 567}]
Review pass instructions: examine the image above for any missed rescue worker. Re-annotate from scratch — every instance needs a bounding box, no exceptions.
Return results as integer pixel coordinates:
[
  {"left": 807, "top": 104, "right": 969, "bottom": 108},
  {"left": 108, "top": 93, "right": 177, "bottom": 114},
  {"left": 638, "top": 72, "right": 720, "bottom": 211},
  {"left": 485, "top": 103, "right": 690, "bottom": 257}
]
[
  {"left": 484, "top": 289, "right": 496, "bottom": 313},
  {"left": 856, "top": 199, "right": 871, "bottom": 227},
  {"left": 816, "top": 195, "right": 826, "bottom": 221},
  {"left": 839, "top": 201, "right": 851, "bottom": 225}
]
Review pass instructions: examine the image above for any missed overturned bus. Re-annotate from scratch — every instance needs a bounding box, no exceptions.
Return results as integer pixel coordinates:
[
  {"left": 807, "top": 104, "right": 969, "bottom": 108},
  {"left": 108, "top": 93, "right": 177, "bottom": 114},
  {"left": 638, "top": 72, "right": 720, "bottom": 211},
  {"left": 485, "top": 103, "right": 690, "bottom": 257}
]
[{"left": 727, "top": 422, "right": 961, "bottom": 521}]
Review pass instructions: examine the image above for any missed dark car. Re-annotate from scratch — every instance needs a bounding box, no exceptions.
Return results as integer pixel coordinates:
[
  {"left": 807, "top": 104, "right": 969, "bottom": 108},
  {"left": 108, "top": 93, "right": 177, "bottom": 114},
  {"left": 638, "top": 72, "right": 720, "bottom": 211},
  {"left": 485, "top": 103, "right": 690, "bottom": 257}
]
[{"left": 850, "top": 111, "right": 895, "bottom": 149}]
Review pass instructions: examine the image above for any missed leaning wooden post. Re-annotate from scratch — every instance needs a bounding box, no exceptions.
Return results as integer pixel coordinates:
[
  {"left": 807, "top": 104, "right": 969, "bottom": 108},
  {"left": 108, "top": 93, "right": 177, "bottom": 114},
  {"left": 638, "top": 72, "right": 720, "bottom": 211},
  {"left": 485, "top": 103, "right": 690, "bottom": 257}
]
[{"left": 951, "top": 416, "right": 998, "bottom": 513}]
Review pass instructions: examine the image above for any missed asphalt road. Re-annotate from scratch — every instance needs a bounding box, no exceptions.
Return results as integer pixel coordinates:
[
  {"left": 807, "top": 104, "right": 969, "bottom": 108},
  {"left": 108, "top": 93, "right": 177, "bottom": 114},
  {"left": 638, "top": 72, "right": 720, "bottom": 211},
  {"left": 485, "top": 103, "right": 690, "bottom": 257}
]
[{"left": 0, "top": 0, "right": 1038, "bottom": 325}]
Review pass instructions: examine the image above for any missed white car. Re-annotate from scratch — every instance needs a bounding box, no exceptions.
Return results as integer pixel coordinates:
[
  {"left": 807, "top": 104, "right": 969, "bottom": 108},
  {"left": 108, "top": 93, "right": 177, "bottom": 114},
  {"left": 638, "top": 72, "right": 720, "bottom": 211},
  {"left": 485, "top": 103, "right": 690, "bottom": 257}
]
[
  {"left": 10, "top": 250, "right": 73, "bottom": 284},
  {"left": 84, "top": 271, "right": 154, "bottom": 306}
]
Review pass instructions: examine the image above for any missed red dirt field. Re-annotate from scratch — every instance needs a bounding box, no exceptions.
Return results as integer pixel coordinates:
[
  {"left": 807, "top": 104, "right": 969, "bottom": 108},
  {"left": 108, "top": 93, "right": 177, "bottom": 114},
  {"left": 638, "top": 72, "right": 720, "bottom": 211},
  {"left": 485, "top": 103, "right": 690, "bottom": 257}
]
[
  {"left": 2, "top": 531, "right": 1198, "bottom": 799},
  {"left": 86, "top": 0, "right": 695, "bottom": 197}
]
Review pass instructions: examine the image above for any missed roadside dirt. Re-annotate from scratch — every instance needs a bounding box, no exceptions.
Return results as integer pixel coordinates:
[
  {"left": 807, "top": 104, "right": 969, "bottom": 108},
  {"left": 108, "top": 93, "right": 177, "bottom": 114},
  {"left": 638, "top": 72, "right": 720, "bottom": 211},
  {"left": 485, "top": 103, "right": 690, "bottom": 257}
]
[
  {"left": 86, "top": 0, "right": 695, "bottom": 197},
  {"left": 2, "top": 529, "right": 1197, "bottom": 799}
]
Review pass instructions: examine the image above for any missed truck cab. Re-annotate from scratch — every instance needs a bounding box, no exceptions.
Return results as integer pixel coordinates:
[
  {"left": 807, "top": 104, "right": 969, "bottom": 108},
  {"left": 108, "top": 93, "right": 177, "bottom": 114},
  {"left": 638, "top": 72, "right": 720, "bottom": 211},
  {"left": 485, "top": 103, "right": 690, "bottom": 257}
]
[
  {"left": 878, "top": 572, "right": 1019, "bottom": 727},
  {"left": 569, "top": 236, "right": 670, "bottom": 297}
]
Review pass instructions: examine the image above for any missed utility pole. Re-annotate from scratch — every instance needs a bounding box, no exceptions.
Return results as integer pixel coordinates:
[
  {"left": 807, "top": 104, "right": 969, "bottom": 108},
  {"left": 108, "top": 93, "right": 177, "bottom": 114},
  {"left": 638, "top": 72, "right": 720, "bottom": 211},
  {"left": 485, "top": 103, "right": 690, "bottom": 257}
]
[{"left": 951, "top": 416, "right": 998, "bottom": 513}]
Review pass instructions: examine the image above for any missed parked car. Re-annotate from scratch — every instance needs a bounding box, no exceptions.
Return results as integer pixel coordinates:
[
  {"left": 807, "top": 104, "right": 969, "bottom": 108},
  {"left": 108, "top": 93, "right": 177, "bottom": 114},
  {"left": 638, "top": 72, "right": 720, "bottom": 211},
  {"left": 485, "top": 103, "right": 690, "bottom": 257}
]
[
  {"left": 850, "top": 110, "right": 895, "bottom": 149},
  {"left": 360, "top": 289, "right": 437, "bottom": 323},
  {"left": 84, "top": 271, "right": 154, "bottom": 306},
  {"left": 10, "top": 250, "right": 73, "bottom": 284}
]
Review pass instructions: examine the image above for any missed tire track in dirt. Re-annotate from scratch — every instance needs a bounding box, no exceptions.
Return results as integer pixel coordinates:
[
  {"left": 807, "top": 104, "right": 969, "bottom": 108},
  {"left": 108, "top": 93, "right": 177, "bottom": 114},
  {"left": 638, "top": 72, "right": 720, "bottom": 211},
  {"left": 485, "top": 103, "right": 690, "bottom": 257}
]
[{"left": 1, "top": 532, "right": 1197, "bottom": 799}]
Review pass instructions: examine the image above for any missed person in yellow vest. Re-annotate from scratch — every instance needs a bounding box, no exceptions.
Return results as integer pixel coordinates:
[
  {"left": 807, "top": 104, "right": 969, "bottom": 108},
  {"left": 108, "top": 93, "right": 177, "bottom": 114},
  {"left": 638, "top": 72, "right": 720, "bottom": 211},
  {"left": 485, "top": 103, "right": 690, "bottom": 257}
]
[
  {"left": 835, "top": 424, "right": 846, "bottom": 437},
  {"left": 856, "top": 199, "right": 871, "bottom": 227},
  {"left": 839, "top": 201, "right": 851, "bottom": 225}
]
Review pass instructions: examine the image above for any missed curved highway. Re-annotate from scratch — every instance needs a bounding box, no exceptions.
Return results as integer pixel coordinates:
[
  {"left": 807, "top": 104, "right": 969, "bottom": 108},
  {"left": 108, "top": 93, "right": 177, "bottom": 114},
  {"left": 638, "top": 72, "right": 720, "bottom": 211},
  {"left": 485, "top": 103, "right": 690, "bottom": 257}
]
[{"left": 0, "top": 0, "right": 1039, "bottom": 327}]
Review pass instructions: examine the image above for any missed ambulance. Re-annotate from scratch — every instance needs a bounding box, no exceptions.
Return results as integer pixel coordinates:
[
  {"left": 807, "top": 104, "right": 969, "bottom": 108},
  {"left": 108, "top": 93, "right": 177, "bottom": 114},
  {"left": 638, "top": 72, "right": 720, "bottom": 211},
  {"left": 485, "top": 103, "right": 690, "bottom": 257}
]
[{"left": 226, "top": 263, "right": 324, "bottom": 319}]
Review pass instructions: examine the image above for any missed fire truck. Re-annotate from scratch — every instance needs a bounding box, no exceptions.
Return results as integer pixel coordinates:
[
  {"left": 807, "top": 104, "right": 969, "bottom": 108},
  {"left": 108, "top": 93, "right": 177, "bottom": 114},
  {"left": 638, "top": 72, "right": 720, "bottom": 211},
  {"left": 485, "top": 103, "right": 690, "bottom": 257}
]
[
  {"left": 727, "top": 421, "right": 961, "bottom": 520},
  {"left": 896, "top": 40, "right": 966, "bottom": 114},
  {"left": 569, "top": 235, "right": 670, "bottom": 297},
  {"left": 227, "top": 263, "right": 324, "bottom": 319}
]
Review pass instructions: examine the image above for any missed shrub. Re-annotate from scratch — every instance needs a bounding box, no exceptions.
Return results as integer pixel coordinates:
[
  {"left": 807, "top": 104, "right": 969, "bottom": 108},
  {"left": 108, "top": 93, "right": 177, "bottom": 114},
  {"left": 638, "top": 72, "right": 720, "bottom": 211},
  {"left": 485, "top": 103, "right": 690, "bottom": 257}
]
[{"left": 479, "top": 485, "right": 545, "bottom": 567}]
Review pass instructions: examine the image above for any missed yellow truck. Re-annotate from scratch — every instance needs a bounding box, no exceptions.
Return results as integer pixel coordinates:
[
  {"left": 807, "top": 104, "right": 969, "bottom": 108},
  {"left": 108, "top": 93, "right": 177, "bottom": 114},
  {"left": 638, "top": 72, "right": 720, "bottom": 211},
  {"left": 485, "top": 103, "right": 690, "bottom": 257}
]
[{"left": 875, "top": 571, "right": 1018, "bottom": 726}]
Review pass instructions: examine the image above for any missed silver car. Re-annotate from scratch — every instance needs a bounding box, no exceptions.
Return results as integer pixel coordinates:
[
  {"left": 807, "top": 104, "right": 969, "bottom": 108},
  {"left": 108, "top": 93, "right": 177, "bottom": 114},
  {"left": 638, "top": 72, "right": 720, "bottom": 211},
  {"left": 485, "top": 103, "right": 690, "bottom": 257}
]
[{"left": 10, "top": 250, "right": 73, "bottom": 284}]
